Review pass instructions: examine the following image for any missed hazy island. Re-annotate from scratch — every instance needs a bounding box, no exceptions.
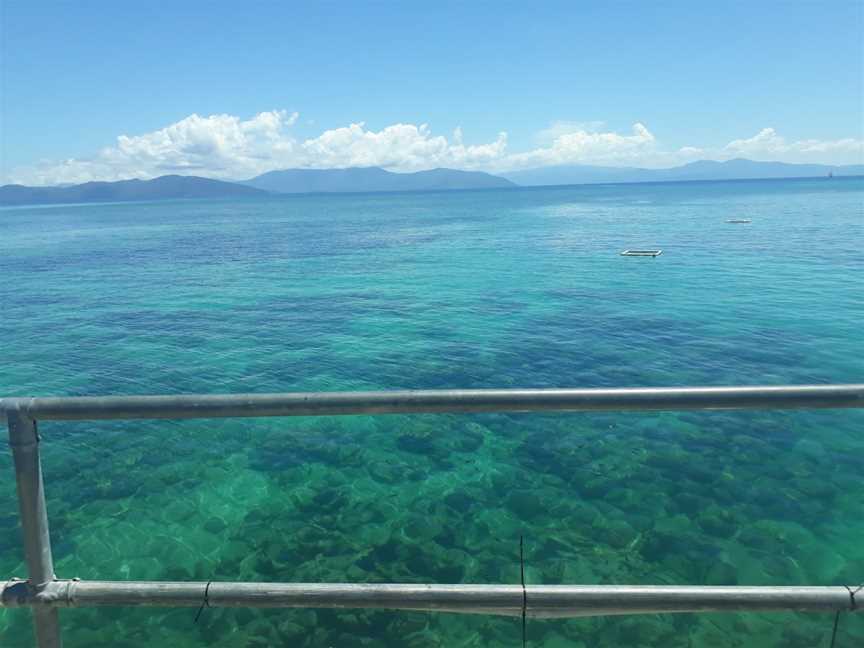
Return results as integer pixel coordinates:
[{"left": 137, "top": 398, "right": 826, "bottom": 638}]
[
  {"left": 502, "top": 159, "right": 864, "bottom": 186},
  {"left": 0, "top": 175, "right": 268, "bottom": 207}
]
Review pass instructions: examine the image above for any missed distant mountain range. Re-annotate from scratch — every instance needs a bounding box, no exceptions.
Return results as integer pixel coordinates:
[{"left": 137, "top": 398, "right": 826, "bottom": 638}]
[
  {"left": 2, "top": 160, "right": 861, "bottom": 207},
  {"left": 239, "top": 166, "right": 515, "bottom": 193},
  {"left": 0, "top": 175, "right": 266, "bottom": 206},
  {"left": 502, "top": 158, "right": 864, "bottom": 186},
  {"left": 0, "top": 167, "right": 514, "bottom": 206}
]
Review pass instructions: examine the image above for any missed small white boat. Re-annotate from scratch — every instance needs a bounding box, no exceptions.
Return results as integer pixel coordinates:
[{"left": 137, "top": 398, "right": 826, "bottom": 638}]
[
  {"left": 726, "top": 219, "right": 751, "bottom": 223},
  {"left": 620, "top": 249, "right": 662, "bottom": 257}
]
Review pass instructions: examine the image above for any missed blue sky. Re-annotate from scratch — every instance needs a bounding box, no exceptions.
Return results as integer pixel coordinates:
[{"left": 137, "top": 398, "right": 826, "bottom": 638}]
[{"left": 2, "top": 1, "right": 862, "bottom": 184}]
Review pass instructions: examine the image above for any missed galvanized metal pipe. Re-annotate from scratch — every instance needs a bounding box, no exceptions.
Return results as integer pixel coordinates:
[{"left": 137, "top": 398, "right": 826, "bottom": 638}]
[
  {"left": 1, "top": 385, "right": 860, "bottom": 644},
  {"left": 6, "top": 410, "right": 62, "bottom": 648},
  {"left": 1, "top": 580, "right": 857, "bottom": 618},
  {"left": 2, "top": 385, "right": 862, "bottom": 421},
  {"left": 31, "top": 609, "right": 62, "bottom": 648}
]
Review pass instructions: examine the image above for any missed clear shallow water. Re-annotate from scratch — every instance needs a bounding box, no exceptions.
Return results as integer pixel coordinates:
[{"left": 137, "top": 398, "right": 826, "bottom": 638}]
[{"left": 1, "top": 177, "right": 862, "bottom": 646}]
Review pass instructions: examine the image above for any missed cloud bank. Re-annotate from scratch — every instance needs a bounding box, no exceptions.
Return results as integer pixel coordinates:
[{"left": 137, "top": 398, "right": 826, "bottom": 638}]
[
  {"left": 6, "top": 111, "right": 863, "bottom": 185},
  {"left": 723, "top": 128, "right": 864, "bottom": 162},
  {"left": 508, "top": 123, "right": 658, "bottom": 168}
]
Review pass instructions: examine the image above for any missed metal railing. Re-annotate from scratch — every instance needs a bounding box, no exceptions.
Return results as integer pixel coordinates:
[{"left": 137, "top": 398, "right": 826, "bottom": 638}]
[{"left": 2, "top": 385, "right": 863, "bottom": 647}]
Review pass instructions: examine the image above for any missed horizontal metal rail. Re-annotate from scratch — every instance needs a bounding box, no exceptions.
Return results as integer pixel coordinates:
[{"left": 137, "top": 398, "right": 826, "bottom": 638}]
[
  {"left": 2, "top": 581, "right": 858, "bottom": 618},
  {"left": 2, "top": 384, "right": 863, "bottom": 421},
  {"left": 4, "top": 384, "right": 863, "bottom": 646}
]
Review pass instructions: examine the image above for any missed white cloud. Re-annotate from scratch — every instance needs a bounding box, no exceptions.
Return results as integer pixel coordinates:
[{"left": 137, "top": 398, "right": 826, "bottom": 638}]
[
  {"left": 504, "top": 122, "right": 658, "bottom": 170},
  {"left": 11, "top": 110, "right": 301, "bottom": 185},
  {"left": 298, "top": 122, "right": 507, "bottom": 171},
  {"left": 535, "top": 120, "right": 607, "bottom": 144},
  {"left": 5, "top": 113, "right": 863, "bottom": 186},
  {"left": 723, "top": 127, "right": 864, "bottom": 162}
]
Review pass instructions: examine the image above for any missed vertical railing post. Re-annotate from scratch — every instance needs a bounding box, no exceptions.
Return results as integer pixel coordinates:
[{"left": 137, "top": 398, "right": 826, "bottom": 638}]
[{"left": 7, "top": 408, "right": 62, "bottom": 648}]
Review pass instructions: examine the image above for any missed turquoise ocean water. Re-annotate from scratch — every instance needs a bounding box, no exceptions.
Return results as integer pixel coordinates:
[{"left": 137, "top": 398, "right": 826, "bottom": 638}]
[{"left": 1, "top": 177, "right": 862, "bottom": 646}]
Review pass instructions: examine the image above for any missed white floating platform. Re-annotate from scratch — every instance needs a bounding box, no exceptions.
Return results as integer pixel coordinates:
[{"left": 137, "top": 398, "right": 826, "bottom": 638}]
[
  {"left": 620, "top": 249, "right": 662, "bottom": 257},
  {"left": 726, "top": 219, "right": 751, "bottom": 223}
]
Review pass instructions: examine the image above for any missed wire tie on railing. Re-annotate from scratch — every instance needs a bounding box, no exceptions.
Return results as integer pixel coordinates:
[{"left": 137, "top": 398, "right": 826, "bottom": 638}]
[
  {"left": 842, "top": 583, "right": 861, "bottom": 611},
  {"left": 847, "top": 583, "right": 862, "bottom": 609},
  {"left": 519, "top": 535, "right": 527, "bottom": 648},
  {"left": 828, "top": 584, "right": 862, "bottom": 648},
  {"left": 194, "top": 581, "right": 212, "bottom": 624}
]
